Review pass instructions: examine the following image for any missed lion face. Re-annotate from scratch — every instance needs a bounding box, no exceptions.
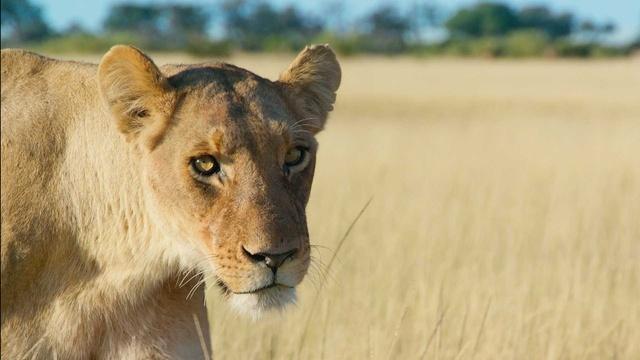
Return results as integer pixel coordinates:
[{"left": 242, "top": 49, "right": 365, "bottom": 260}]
[
  {"left": 142, "top": 70, "right": 318, "bottom": 315},
  {"left": 98, "top": 45, "right": 340, "bottom": 316}
]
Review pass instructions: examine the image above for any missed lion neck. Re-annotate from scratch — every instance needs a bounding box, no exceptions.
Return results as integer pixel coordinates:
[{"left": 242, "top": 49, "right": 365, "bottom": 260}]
[{"left": 57, "top": 105, "right": 186, "bottom": 304}]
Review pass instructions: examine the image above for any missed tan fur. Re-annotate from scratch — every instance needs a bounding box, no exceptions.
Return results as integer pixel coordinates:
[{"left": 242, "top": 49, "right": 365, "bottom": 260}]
[{"left": 1, "top": 45, "right": 340, "bottom": 359}]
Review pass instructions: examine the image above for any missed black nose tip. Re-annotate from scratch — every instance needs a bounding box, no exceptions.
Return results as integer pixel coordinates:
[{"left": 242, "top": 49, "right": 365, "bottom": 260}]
[{"left": 242, "top": 247, "right": 297, "bottom": 271}]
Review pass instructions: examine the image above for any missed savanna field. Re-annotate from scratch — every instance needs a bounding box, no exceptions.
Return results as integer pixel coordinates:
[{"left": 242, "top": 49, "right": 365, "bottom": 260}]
[{"left": 61, "top": 53, "right": 640, "bottom": 359}]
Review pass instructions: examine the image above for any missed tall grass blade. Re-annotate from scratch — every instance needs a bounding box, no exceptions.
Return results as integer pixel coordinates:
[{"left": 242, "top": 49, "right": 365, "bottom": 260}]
[{"left": 297, "top": 197, "right": 373, "bottom": 356}]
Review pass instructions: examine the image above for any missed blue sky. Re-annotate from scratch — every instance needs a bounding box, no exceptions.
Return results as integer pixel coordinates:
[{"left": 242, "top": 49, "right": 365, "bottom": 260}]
[{"left": 34, "top": 0, "right": 639, "bottom": 43}]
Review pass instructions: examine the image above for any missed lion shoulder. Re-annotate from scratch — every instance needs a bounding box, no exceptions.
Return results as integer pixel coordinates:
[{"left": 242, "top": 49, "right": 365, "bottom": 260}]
[{"left": 1, "top": 51, "right": 101, "bottom": 310}]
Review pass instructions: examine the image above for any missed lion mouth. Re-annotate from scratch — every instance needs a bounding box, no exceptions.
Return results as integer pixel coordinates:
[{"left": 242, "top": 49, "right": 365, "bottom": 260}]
[
  {"left": 221, "top": 279, "right": 298, "bottom": 318},
  {"left": 215, "top": 278, "right": 293, "bottom": 295},
  {"left": 236, "top": 283, "right": 294, "bottom": 295}
]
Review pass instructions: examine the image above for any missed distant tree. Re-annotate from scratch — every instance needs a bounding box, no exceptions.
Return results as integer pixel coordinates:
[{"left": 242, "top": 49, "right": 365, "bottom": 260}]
[
  {"left": 579, "top": 20, "right": 617, "bottom": 42},
  {"left": 103, "top": 4, "right": 162, "bottom": 35},
  {"left": 632, "top": 30, "right": 640, "bottom": 51},
  {"left": 407, "top": 2, "right": 443, "bottom": 42},
  {"left": 359, "top": 5, "right": 411, "bottom": 52},
  {"left": 365, "top": 5, "right": 410, "bottom": 38},
  {"left": 62, "top": 22, "right": 90, "bottom": 36},
  {"left": 601, "top": 22, "right": 616, "bottom": 36},
  {"left": 445, "top": 2, "right": 519, "bottom": 37},
  {"left": 164, "top": 5, "right": 209, "bottom": 36},
  {"left": 223, "top": 0, "right": 322, "bottom": 50},
  {"left": 103, "top": 4, "right": 210, "bottom": 48},
  {"left": 162, "top": 5, "right": 210, "bottom": 46},
  {"left": 1, "top": 0, "right": 51, "bottom": 42},
  {"left": 518, "top": 6, "right": 573, "bottom": 39},
  {"left": 411, "top": 2, "right": 442, "bottom": 29}
]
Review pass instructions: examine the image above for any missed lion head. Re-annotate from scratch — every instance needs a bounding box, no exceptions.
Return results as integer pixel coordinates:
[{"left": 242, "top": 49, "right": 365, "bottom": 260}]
[{"left": 97, "top": 45, "right": 340, "bottom": 317}]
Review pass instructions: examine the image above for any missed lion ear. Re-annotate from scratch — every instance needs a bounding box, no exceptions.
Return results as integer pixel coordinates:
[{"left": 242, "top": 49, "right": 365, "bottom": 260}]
[
  {"left": 277, "top": 45, "right": 341, "bottom": 134},
  {"left": 98, "top": 45, "right": 175, "bottom": 147}
]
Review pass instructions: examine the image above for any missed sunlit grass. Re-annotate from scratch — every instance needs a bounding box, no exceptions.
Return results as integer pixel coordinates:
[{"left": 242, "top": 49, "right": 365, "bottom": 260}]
[{"left": 201, "top": 56, "right": 640, "bottom": 359}]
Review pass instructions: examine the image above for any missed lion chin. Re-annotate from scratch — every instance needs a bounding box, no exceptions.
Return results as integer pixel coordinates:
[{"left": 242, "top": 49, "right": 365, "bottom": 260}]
[{"left": 228, "top": 286, "right": 297, "bottom": 320}]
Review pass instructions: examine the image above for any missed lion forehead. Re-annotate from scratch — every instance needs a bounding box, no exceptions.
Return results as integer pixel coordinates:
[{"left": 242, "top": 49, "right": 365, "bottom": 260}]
[
  {"left": 171, "top": 64, "right": 291, "bottom": 117},
  {"left": 165, "top": 66, "right": 297, "bottom": 152}
]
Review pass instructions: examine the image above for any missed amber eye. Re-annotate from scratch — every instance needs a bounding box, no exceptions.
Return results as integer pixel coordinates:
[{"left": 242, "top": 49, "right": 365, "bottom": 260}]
[
  {"left": 284, "top": 146, "right": 307, "bottom": 168},
  {"left": 190, "top": 155, "right": 220, "bottom": 176}
]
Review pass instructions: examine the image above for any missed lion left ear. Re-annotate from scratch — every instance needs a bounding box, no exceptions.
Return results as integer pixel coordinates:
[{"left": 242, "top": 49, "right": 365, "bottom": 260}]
[
  {"left": 277, "top": 45, "right": 341, "bottom": 134},
  {"left": 98, "top": 45, "right": 175, "bottom": 148}
]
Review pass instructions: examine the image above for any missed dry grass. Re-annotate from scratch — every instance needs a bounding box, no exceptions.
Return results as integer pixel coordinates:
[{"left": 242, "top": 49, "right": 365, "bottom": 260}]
[
  {"left": 57, "top": 53, "right": 640, "bottom": 359},
  {"left": 204, "top": 56, "right": 640, "bottom": 359}
]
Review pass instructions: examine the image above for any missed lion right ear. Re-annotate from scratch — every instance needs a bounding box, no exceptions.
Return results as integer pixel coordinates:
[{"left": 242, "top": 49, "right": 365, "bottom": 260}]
[
  {"left": 277, "top": 45, "right": 341, "bottom": 134},
  {"left": 98, "top": 45, "right": 175, "bottom": 146}
]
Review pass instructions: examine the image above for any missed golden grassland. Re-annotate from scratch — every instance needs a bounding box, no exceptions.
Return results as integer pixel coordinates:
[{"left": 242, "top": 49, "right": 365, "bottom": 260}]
[
  {"left": 204, "top": 56, "right": 640, "bottom": 360},
  {"left": 62, "top": 53, "right": 640, "bottom": 359}
]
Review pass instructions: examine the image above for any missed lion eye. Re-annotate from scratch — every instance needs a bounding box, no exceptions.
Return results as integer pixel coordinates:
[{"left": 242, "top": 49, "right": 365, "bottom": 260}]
[
  {"left": 190, "top": 155, "right": 220, "bottom": 176},
  {"left": 284, "top": 146, "right": 306, "bottom": 167}
]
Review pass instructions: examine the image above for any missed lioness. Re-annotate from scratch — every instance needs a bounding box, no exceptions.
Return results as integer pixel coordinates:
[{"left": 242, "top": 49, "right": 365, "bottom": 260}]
[{"left": 1, "top": 44, "right": 340, "bottom": 358}]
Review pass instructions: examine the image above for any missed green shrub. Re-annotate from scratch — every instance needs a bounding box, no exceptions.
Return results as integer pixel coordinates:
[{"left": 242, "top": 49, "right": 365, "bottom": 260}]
[
  {"left": 184, "top": 38, "right": 231, "bottom": 57},
  {"left": 589, "top": 44, "right": 626, "bottom": 58},
  {"left": 440, "top": 39, "right": 472, "bottom": 56},
  {"left": 552, "top": 40, "right": 592, "bottom": 57},
  {"left": 468, "top": 37, "right": 504, "bottom": 57},
  {"left": 312, "top": 33, "right": 364, "bottom": 56},
  {"left": 261, "top": 35, "right": 306, "bottom": 52},
  {"left": 10, "top": 28, "right": 631, "bottom": 59},
  {"left": 313, "top": 32, "right": 407, "bottom": 56},
  {"left": 34, "top": 33, "right": 139, "bottom": 53},
  {"left": 503, "top": 30, "right": 548, "bottom": 57}
]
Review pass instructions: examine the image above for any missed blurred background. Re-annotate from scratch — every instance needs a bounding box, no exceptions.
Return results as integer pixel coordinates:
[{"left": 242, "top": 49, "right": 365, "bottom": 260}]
[
  {"left": 1, "top": 0, "right": 639, "bottom": 57},
  {"left": 2, "top": 1, "right": 639, "bottom": 359}
]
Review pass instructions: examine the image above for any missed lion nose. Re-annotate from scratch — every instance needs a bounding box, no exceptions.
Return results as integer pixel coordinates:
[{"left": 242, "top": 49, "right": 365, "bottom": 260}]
[{"left": 242, "top": 246, "right": 297, "bottom": 273}]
